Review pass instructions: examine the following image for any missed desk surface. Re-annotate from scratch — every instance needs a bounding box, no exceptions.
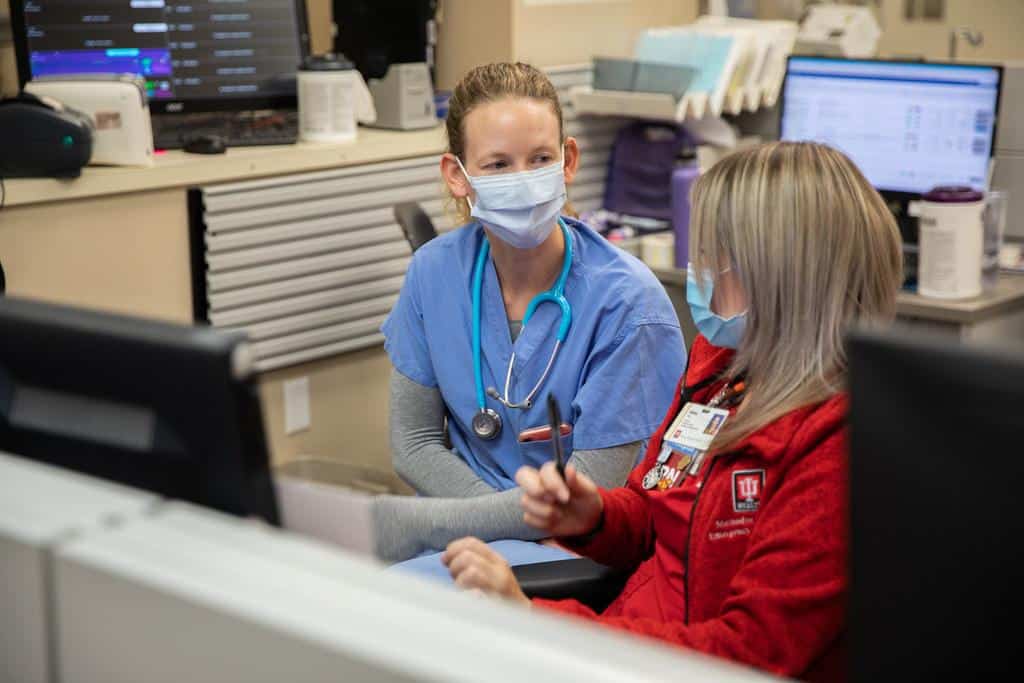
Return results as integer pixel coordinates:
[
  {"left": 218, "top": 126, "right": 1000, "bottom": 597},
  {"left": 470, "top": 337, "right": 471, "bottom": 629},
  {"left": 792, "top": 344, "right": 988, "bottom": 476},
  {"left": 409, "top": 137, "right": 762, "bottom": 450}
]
[
  {"left": 4, "top": 125, "right": 448, "bottom": 208},
  {"left": 651, "top": 267, "right": 1024, "bottom": 325},
  {"left": 894, "top": 273, "right": 1024, "bottom": 323}
]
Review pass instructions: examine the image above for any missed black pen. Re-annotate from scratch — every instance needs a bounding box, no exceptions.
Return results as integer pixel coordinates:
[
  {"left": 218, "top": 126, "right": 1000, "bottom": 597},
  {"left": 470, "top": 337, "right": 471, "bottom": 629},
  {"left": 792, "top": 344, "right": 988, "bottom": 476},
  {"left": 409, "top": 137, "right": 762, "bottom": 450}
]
[{"left": 546, "top": 393, "right": 566, "bottom": 478}]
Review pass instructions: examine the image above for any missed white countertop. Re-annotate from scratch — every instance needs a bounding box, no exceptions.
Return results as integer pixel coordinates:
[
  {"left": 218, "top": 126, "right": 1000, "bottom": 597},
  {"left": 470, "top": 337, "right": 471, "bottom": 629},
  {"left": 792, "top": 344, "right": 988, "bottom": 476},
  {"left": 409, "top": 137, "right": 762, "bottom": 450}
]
[{"left": 4, "top": 125, "right": 448, "bottom": 208}]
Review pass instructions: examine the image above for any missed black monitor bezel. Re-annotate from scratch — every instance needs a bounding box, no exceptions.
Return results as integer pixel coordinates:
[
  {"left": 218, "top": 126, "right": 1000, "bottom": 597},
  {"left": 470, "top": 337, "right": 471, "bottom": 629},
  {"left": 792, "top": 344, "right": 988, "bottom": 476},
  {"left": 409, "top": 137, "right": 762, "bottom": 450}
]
[
  {"left": 779, "top": 55, "right": 1004, "bottom": 203},
  {"left": 847, "top": 327, "right": 1024, "bottom": 680},
  {"left": 0, "top": 295, "right": 280, "bottom": 526},
  {"left": 9, "top": 0, "right": 311, "bottom": 114}
]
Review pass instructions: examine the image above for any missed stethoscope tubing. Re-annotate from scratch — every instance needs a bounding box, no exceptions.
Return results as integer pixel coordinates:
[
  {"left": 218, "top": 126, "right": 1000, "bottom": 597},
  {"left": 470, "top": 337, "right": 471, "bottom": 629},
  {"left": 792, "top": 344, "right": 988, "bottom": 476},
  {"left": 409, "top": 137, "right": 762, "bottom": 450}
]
[{"left": 473, "top": 218, "right": 573, "bottom": 415}]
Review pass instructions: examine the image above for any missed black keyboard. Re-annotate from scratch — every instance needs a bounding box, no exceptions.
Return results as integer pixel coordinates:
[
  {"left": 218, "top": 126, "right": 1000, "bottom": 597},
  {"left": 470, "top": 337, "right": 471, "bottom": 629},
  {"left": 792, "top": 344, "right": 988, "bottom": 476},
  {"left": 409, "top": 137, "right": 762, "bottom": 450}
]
[{"left": 152, "top": 110, "right": 299, "bottom": 150}]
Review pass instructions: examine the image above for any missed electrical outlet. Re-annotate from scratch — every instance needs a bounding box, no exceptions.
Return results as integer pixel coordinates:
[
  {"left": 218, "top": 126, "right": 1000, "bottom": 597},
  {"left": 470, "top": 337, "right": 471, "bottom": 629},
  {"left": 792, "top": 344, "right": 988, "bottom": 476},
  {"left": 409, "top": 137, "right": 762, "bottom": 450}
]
[
  {"left": 904, "top": 0, "right": 945, "bottom": 21},
  {"left": 284, "top": 377, "right": 311, "bottom": 435}
]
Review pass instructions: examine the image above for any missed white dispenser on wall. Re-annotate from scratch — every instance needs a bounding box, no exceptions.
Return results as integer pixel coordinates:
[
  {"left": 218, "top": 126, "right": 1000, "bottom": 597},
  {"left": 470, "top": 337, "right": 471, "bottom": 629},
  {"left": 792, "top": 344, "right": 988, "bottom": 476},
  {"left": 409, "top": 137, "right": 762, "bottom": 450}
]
[{"left": 367, "top": 62, "right": 437, "bottom": 130}]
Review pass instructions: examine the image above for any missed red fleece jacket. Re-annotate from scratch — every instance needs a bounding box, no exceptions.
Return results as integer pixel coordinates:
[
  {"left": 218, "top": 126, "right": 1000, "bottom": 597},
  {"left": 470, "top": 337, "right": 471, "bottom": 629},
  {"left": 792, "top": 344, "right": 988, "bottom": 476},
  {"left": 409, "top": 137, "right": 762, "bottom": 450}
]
[{"left": 535, "top": 336, "right": 848, "bottom": 681}]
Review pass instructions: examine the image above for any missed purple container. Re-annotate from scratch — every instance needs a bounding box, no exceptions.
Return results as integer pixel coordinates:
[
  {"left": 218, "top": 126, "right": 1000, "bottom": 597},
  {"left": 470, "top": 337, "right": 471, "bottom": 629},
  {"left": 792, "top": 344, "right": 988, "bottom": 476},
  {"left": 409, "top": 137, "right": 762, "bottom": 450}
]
[
  {"left": 671, "top": 152, "right": 699, "bottom": 269},
  {"left": 603, "top": 123, "right": 692, "bottom": 222}
]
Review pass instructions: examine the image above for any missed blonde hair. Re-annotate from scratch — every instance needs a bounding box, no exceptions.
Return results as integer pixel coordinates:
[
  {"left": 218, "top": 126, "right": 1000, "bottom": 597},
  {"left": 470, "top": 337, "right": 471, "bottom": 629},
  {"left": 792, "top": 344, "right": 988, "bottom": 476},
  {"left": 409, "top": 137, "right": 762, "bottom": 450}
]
[
  {"left": 444, "top": 62, "right": 575, "bottom": 224},
  {"left": 689, "top": 141, "right": 903, "bottom": 450}
]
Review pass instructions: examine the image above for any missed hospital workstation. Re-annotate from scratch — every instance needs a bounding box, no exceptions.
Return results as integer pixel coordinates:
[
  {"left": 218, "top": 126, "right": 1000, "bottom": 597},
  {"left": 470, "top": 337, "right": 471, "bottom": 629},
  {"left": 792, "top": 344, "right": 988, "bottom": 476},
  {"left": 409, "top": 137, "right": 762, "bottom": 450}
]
[{"left": 1, "top": 1, "right": 1023, "bottom": 681}]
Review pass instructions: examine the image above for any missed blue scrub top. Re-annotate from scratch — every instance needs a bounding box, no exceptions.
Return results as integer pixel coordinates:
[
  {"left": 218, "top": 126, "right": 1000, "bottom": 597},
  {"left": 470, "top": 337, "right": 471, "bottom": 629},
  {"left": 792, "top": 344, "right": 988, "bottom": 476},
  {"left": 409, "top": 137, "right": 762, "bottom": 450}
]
[{"left": 382, "top": 217, "right": 686, "bottom": 491}]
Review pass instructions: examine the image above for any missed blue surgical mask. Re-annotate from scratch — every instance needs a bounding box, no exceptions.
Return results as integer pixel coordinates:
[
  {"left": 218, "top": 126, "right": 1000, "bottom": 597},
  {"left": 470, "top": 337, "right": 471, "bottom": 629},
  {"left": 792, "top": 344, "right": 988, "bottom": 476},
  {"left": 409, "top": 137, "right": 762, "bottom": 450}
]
[
  {"left": 456, "top": 152, "right": 567, "bottom": 249},
  {"left": 686, "top": 264, "right": 748, "bottom": 349}
]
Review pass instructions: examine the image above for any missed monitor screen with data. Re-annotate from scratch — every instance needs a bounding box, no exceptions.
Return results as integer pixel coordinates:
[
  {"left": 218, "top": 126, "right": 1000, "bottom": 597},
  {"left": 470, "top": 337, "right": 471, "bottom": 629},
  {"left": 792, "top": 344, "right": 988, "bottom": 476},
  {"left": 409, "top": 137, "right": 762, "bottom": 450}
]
[
  {"left": 11, "top": 0, "right": 308, "bottom": 111},
  {"left": 781, "top": 57, "right": 1001, "bottom": 195}
]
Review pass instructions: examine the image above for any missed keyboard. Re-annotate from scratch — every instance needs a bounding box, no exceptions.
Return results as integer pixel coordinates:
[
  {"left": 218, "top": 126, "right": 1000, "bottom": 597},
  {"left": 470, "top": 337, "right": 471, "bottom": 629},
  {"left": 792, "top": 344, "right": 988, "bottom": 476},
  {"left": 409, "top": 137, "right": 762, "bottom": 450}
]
[{"left": 152, "top": 110, "right": 299, "bottom": 150}]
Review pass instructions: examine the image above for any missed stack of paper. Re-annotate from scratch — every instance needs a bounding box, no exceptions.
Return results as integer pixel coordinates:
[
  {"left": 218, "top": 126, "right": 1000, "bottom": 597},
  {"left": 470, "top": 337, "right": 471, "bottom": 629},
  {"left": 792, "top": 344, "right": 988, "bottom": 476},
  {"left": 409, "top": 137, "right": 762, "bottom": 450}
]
[{"left": 571, "top": 17, "right": 798, "bottom": 122}]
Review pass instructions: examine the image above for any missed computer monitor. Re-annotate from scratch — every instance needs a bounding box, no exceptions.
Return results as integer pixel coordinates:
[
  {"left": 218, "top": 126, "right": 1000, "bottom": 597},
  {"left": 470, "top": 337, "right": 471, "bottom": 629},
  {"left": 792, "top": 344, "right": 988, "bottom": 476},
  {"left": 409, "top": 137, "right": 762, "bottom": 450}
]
[
  {"left": 847, "top": 329, "right": 1024, "bottom": 680},
  {"left": 9, "top": 0, "right": 309, "bottom": 116},
  {"left": 781, "top": 57, "right": 1002, "bottom": 196},
  {"left": 333, "top": 0, "right": 437, "bottom": 81},
  {"left": 0, "top": 297, "right": 279, "bottom": 525}
]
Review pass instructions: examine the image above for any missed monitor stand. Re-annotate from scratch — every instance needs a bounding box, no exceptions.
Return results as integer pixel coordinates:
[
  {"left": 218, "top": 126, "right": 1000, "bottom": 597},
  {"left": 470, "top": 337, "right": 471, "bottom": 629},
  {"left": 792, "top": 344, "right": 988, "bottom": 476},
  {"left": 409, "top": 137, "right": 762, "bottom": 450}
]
[{"left": 151, "top": 109, "right": 299, "bottom": 150}]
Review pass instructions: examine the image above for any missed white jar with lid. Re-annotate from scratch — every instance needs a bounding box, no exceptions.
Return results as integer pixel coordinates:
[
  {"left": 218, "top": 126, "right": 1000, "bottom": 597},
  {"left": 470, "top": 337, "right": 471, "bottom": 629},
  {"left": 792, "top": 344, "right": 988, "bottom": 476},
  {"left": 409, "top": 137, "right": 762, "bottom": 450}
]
[
  {"left": 297, "top": 54, "right": 376, "bottom": 143},
  {"left": 918, "top": 186, "right": 985, "bottom": 300}
]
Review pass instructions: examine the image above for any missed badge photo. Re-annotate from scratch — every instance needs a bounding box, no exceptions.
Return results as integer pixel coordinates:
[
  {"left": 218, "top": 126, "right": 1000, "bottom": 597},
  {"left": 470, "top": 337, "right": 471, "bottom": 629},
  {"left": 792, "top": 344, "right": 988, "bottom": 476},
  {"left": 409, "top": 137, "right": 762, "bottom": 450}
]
[{"left": 732, "top": 469, "right": 766, "bottom": 512}]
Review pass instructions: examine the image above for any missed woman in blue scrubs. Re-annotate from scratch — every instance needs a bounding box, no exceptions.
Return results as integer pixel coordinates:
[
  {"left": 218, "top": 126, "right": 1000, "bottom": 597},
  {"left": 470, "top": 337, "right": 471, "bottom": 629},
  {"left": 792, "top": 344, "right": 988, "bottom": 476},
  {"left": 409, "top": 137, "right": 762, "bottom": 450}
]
[{"left": 375, "top": 63, "right": 685, "bottom": 566}]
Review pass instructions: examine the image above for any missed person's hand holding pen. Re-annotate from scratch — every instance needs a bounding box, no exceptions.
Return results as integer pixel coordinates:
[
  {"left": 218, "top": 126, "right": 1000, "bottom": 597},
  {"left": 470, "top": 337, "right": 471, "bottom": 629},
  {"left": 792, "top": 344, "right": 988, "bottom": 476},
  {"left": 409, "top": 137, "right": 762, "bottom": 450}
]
[
  {"left": 515, "top": 461, "right": 603, "bottom": 538},
  {"left": 443, "top": 395, "right": 604, "bottom": 602},
  {"left": 443, "top": 463, "right": 604, "bottom": 604},
  {"left": 516, "top": 394, "right": 604, "bottom": 538}
]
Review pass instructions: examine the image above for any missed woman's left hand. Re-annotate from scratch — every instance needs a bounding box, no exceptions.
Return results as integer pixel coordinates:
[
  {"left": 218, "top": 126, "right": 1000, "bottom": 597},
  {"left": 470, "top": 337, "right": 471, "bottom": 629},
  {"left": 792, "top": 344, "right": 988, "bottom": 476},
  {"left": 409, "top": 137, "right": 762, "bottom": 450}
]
[{"left": 442, "top": 537, "right": 530, "bottom": 607}]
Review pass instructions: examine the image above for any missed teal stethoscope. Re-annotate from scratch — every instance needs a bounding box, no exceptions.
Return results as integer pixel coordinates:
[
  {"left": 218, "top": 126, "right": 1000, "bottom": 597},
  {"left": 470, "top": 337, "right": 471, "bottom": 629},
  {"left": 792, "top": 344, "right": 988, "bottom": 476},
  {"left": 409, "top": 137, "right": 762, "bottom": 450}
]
[{"left": 471, "top": 218, "right": 573, "bottom": 441}]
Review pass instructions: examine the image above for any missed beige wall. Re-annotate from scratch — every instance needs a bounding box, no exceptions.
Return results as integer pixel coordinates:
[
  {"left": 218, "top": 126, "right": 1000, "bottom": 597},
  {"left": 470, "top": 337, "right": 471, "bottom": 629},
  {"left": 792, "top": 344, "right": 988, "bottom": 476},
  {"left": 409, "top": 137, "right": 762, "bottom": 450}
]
[
  {"left": 0, "top": 191, "right": 195, "bottom": 323},
  {"left": 756, "top": 1, "right": 1024, "bottom": 63},
  {"left": 258, "top": 347, "right": 394, "bottom": 470},
  {"left": 305, "top": 0, "right": 334, "bottom": 56},
  {"left": 876, "top": 0, "right": 1024, "bottom": 63},
  {"left": 1, "top": 3, "right": 14, "bottom": 97},
  {"left": 436, "top": 0, "right": 697, "bottom": 88},
  {"left": 512, "top": 0, "right": 698, "bottom": 67},
  {"left": 435, "top": 0, "right": 517, "bottom": 90},
  {"left": 1, "top": 45, "right": 17, "bottom": 97}
]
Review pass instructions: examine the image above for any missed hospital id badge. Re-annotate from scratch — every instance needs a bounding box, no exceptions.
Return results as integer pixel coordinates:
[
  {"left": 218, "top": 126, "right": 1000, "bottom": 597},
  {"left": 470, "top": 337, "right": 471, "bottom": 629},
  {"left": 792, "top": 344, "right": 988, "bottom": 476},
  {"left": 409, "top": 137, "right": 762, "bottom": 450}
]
[{"left": 663, "top": 402, "right": 730, "bottom": 453}]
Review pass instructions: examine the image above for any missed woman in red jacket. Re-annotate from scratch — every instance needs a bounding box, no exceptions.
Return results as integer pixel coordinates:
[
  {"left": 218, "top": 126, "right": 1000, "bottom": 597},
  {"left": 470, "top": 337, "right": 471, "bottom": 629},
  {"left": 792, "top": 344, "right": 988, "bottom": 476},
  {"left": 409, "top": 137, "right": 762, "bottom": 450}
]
[{"left": 443, "top": 141, "right": 904, "bottom": 680}]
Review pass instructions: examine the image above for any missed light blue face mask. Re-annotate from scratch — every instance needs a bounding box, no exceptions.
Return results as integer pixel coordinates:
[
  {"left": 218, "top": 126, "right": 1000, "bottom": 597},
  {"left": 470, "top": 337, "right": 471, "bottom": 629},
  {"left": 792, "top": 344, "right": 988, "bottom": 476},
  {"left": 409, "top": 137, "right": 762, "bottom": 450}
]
[
  {"left": 686, "top": 264, "right": 748, "bottom": 350},
  {"left": 455, "top": 152, "right": 567, "bottom": 249}
]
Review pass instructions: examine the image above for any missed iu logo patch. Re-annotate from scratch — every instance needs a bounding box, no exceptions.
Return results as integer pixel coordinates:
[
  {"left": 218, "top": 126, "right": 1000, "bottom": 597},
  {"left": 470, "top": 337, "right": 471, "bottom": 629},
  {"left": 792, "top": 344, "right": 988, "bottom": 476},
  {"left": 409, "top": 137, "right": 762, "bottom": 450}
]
[{"left": 732, "top": 469, "right": 766, "bottom": 513}]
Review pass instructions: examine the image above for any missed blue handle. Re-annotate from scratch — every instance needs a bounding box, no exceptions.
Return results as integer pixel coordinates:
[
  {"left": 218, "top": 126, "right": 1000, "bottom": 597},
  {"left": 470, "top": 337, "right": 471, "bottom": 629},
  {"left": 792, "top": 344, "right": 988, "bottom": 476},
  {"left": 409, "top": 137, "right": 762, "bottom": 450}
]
[
  {"left": 523, "top": 292, "right": 572, "bottom": 342},
  {"left": 472, "top": 236, "right": 490, "bottom": 410},
  {"left": 521, "top": 218, "right": 573, "bottom": 340}
]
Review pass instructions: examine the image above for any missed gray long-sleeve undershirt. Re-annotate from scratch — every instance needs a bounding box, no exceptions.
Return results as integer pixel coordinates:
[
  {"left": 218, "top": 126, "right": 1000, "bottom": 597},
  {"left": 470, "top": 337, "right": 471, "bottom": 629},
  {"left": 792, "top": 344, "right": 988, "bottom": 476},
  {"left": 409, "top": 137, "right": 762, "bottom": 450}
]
[{"left": 372, "top": 370, "right": 640, "bottom": 562}]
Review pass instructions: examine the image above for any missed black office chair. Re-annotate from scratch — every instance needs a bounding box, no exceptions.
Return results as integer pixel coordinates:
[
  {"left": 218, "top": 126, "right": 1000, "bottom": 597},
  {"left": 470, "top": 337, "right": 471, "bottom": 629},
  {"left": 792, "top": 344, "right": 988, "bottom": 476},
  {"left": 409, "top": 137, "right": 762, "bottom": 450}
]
[{"left": 393, "top": 202, "right": 439, "bottom": 253}]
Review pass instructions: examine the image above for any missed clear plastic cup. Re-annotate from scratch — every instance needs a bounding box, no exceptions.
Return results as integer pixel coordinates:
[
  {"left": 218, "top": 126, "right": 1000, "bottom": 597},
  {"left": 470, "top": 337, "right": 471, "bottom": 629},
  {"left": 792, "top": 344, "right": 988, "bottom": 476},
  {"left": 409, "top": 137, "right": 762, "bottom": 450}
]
[{"left": 983, "top": 190, "right": 1008, "bottom": 290}]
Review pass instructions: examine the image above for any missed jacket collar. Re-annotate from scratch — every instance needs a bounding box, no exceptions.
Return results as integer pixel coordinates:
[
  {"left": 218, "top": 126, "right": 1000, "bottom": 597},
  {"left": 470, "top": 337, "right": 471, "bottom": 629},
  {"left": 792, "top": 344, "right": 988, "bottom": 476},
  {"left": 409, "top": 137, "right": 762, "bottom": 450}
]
[
  {"left": 684, "top": 335, "right": 735, "bottom": 396},
  {"left": 685, "top": 335, "right": 848, "bottom": 464}
]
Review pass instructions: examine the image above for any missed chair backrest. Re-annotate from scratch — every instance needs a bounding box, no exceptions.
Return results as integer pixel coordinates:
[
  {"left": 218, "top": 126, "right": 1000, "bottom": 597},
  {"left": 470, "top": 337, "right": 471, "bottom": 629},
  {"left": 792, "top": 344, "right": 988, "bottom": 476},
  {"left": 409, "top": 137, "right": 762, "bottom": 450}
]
[{"left": 393, "top": 202, "right": 439, "bottom": 253}]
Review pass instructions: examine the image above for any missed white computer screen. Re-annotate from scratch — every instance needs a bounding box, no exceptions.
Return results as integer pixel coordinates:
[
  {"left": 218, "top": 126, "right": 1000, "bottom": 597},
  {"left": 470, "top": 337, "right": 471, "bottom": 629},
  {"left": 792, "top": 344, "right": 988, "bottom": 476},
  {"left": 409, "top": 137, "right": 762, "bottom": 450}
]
[{"left": 781, "top": 57, "right": 1001, "bottom": 194}]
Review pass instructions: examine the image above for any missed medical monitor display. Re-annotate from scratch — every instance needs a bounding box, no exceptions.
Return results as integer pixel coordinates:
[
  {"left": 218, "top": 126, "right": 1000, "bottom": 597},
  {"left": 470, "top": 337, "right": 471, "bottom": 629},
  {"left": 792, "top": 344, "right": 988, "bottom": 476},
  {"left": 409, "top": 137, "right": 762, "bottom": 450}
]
[
  {"left": 781, "top": 57, "right": 1001, "bottom": 195},
  {"left": 11, "top": 0, "right": 308, "bottom": 112}
]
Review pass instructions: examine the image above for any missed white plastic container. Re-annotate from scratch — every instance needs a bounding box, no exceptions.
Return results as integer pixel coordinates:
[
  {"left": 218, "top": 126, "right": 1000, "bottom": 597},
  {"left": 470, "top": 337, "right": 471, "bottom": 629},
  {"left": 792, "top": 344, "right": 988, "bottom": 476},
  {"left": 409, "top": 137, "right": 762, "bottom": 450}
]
[
  {"left": 297, "top": 54, "right": 376, "bottom": 144},
  {"left": 918, "top": 186, "right": 985, "bottom": 300},
  {"left": 641, "top": 232, "right": 676, "bottom": 270}
]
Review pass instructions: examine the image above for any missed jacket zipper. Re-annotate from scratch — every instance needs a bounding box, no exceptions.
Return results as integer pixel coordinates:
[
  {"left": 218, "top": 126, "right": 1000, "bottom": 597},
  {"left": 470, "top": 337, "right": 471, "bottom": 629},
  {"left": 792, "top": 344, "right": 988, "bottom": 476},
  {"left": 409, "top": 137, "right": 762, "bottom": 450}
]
[{"left": 682, "top": 456, "right": 718, "bottom": 625}]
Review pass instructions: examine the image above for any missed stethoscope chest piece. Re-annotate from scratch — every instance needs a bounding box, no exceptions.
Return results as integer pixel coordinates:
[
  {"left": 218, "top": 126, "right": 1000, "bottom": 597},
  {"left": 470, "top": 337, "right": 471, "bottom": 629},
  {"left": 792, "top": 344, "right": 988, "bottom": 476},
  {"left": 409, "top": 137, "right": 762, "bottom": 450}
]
[{"left": 472, "top": 408, "right": 503, "bottom": 440}]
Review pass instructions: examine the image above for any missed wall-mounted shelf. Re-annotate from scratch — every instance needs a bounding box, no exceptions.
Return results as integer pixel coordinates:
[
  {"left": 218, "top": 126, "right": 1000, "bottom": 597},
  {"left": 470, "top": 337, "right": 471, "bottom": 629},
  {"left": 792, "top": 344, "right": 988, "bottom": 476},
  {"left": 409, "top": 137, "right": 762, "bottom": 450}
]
[
  {"left": 570, "top": 84, "right": 764, "bottom": 123},
  {"left": 571, "top": 16, "right": 797, "bottom": 125}
]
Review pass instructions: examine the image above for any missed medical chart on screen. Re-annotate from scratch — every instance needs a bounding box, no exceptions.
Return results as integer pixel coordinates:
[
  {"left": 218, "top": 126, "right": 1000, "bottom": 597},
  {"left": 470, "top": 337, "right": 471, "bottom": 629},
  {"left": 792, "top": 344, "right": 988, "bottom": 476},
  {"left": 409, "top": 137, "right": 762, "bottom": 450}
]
[{"left": 781, "top": 59, "right": 1000, "bottom": 194}]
